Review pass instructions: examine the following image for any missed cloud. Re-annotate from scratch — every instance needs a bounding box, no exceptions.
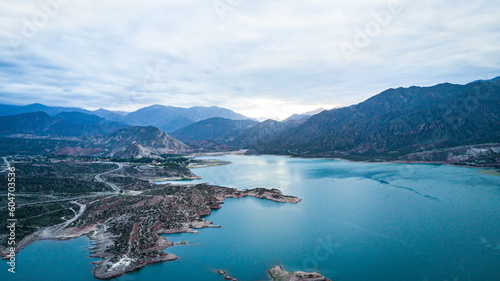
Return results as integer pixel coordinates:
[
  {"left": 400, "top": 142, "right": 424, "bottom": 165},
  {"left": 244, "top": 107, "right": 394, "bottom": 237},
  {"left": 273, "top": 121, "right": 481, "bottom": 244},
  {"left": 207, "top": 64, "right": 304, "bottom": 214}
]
[{"left": 0, "top": 0, "right": 499, "bottom": 118}]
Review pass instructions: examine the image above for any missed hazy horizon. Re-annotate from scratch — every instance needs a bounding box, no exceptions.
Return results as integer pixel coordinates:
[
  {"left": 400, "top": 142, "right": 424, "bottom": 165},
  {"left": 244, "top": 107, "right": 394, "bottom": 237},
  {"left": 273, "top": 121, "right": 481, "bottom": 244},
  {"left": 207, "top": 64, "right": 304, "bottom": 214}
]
[
  {"left": 2, "top": 74, "right": 498, "bottom": 121},
  {"left": 1, "top": 0, "right": 499, "bottom": 119}
]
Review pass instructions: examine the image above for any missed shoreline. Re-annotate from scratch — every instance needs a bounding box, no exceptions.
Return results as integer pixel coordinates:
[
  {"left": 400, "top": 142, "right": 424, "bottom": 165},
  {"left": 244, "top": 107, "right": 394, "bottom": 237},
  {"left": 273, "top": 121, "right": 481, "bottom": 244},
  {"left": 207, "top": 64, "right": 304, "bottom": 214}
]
[
  {"left": 1, "top": 185, "right": 301, "bottom": 280},
  {"left": 238, "top": 142, "right": 500, "bottom": 169},
  {"left": 4, "top": 153, "right": 494, "bottom": 280},
  {"left": 95, "top": 187, "right": 300, "bottom": 279},
  {"left": 143, "top": 175, "right": 202, "bottom": 182},
  {"left": 240, "top": 152, "right": 500, "bottom": 170}
]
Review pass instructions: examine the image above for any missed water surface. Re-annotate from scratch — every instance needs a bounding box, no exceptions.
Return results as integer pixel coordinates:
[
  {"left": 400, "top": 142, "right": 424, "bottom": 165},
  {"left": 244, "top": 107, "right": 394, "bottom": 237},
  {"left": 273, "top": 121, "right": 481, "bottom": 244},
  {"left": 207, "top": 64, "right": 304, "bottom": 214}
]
[{"left": 2, "top": 155, "right": 499, "bottom": 281}]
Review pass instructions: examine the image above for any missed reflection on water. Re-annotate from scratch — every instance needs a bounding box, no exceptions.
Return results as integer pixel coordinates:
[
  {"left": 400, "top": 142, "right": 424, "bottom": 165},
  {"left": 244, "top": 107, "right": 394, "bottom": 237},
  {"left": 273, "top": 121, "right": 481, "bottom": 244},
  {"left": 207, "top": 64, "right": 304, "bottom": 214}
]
[{"left": 2, "top": 155, "right": 499, "bottom": 281}]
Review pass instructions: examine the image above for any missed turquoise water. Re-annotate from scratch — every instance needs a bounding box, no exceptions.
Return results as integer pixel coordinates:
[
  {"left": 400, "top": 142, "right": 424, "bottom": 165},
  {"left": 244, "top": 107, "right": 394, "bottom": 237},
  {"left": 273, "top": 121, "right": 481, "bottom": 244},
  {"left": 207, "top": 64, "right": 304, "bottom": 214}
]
[{"left": 2, "top": 155, "right": 500, "bottom": 280}]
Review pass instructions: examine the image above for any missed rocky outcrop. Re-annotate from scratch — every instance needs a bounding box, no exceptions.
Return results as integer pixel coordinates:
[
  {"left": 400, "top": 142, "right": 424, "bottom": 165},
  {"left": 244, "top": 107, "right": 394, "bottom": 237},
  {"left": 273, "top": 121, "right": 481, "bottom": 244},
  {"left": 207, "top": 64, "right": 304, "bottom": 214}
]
[
  {"left": 93, "top": 246, "right": 177, "bottom": 279},
  {"left": 268, "top": 266, "right": 331, "bottom": 281},
  {"left": 227, "top": 188, "right": 302, "bottom": 204},
  {"left": 99, "top": 126, "right": 190, "bottom": 158}
]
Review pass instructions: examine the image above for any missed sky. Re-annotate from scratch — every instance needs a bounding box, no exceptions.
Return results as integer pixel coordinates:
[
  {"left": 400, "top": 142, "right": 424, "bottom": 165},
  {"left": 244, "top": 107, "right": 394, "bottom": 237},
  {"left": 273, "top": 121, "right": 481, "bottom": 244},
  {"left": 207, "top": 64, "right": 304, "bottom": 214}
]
[{"left": 0, "top": 0, "right": 499, "bottom": 120}]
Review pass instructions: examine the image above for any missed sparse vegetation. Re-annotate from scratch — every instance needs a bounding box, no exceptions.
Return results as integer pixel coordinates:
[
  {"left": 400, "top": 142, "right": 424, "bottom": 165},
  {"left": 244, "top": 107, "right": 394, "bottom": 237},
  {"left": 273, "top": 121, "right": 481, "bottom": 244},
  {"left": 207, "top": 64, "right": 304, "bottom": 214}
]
[{"left": 0, "top": 155, "right": 299, "bottom": 279}]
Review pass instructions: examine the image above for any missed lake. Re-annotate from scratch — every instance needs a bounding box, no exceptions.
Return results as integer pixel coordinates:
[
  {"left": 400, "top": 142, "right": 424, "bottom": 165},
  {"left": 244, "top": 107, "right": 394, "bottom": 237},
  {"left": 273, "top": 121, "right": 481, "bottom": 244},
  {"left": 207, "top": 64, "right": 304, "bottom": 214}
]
[{"left": 2, "top": 155, "right": 500, "bottom": 281}]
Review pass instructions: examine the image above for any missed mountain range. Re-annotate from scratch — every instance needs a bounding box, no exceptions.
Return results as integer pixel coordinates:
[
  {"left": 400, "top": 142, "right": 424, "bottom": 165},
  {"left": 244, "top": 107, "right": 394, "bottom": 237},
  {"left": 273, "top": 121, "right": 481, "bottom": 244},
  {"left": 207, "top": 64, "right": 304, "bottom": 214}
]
[
  {"left": 160, "top": 76, "right": 500, "bottom": 166},
  {"left": 0, "top": 112, "right": 188, "bottom": 159},
  {"left": 0, "top": 103, "right": 93, "bottom": 117},
  {"left": 169, "top": 117, "right": 308, "bottom": 151},
  {"left": 250, "top": 77, "right": 500, "bottom": 164},
  {"left": 1, "top": 76, "right": 499, "bottom": 165},
  {"left": 0, "top": 112, "right": 127, "bottom": 138},
  {"left": 122, "top": 105, "right": 251, "bottom": 132},
  {"left": 0, "top": 103, "right": 255, "bottom": 158},
  {"left": 0, "top": 104, "right": 252, "bottom": 133}
]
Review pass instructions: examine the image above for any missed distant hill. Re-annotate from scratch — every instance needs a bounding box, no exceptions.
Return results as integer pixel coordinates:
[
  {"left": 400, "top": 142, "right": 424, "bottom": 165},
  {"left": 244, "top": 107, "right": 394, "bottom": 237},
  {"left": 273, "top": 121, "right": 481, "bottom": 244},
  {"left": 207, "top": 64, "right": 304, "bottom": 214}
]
[
  {"left": 0, "top": 112, "right": 127, "bottom": 138},
  {"left": 92, "top": 108, "right": 127, "bottom": 121},
  {"left": 282, "top": 108, "right": 326, "bottom": 122},
  {"left": 171, "top": 117, "right": 257, "bottom": 144},
  {"left": 0, "top": 103, "right": 92, "bottom": 117},
  {"left": 0, "top": 112, "right": 190, "bottom": 158},
  {"left": 170, "top": 117, "right": 305, "bottom": 151},
  {"left": 251, "top": 77, "right": 500, "bottom": 162},
  {"left": 54, "top": 112, "right": 128, "bottom": 128},
  {"left": 123, "top": 105, "right": 251, "bottom": 132},
  {"left": 0, "top": 104, "right": 126, "bottom": 122},
  {"left": 98, "top": 126, "right": 190, "bottom": 159},
  {"left": 0, "top": 103, "right": 252, "bottom": 133},
  {"left": 230, "top": 119, "right": 303, "bottom": 149}
]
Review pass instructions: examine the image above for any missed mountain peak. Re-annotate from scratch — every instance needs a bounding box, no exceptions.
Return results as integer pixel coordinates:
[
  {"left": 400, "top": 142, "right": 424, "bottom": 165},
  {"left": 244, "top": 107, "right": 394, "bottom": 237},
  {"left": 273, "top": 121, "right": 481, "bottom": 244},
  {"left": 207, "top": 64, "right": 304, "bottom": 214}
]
[
  {"left": 124, "top": 105, "right": 252, "bottom": 132},
  {"left": 104, "top": 126, "right": 189, "bottom": 158},
  {"left": 283, "top": 108, "right": 325, "bottom": 123}
]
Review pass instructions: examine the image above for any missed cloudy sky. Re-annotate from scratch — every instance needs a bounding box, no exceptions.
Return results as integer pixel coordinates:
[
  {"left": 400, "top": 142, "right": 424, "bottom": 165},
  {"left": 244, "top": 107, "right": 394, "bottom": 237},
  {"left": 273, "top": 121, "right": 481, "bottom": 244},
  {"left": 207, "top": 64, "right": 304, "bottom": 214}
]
[{"left": 1, "top": 0, "right": 499, "bottom": 119}]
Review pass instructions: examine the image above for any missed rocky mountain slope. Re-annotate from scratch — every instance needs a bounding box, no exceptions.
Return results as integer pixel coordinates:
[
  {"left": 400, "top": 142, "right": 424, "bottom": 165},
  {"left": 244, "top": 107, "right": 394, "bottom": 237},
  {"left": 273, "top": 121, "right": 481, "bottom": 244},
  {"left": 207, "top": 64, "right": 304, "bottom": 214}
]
[
  {"left": 251, "top": 77, "right": 500, "bottom": 164},
  {"left": 171, "top": 117, "right": 257, "bottom": 143},
  {"left": 96, "top": 126, "right": 190, "bottom": 159},
  {"left": 230, "top": 119, "right": 304, "bottom": 149},
  {"left": 0, "top": 112, "right": 190, "bottom": 158},
  {"left": 170, "top": 118, "right": 304, "bottom": 151},
  {"left": 282, "top": 108, "right": 326, "bottom": 123}
]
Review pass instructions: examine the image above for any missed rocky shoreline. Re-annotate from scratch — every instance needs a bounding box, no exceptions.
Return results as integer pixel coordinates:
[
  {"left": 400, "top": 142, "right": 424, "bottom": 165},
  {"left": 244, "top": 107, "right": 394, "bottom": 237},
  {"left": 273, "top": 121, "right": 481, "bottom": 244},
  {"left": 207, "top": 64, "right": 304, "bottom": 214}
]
[
  {"left": 1, "top": 184, "right": 301, "bottom": 280},
  {"left": 248, "top": 143, "right": 500, "bottom": 169},
  {"left": 143, "top": 175, "right": 202, "bottom": 182},
  {"left": 211, "top": 266, "right": 330, "bottom": 281},
  {"left": 88, "top": 185, "right": 302, "bottom": 279}
]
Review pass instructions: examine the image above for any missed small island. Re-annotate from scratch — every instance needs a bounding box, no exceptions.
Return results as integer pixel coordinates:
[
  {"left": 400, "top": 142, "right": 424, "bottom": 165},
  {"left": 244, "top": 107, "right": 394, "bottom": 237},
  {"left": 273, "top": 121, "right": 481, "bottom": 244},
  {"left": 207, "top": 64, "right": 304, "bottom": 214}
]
[{"left": 269, "top": 266, "right": 331, "bottom": 281}]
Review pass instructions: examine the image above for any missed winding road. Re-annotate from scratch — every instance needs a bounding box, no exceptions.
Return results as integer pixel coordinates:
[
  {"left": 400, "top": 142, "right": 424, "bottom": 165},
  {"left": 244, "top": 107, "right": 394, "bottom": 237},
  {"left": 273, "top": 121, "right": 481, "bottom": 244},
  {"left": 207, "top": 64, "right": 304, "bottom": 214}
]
[
  {"left": 0, "top": 161, "right": 124, "bottom": 210},
  {"left": 1, "top": 157, "right": 11, "bottom": 172},
  {"left": 95, "top": 162, "right": 123, "bottom": 193},
  {"left": 52, "top": 201, "right": 86, "bottom": 235}
]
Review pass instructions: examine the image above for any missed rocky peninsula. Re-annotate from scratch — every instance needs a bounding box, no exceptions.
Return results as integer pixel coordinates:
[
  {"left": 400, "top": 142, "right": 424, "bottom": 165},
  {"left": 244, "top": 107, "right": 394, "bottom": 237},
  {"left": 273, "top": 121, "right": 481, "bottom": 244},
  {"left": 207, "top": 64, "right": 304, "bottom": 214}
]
[
  {"left": 85, "top": 184, "right": 301, "bottom": 279},
  {"left": 0, "top": 159, "right": 301, "bottom": 280}
]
